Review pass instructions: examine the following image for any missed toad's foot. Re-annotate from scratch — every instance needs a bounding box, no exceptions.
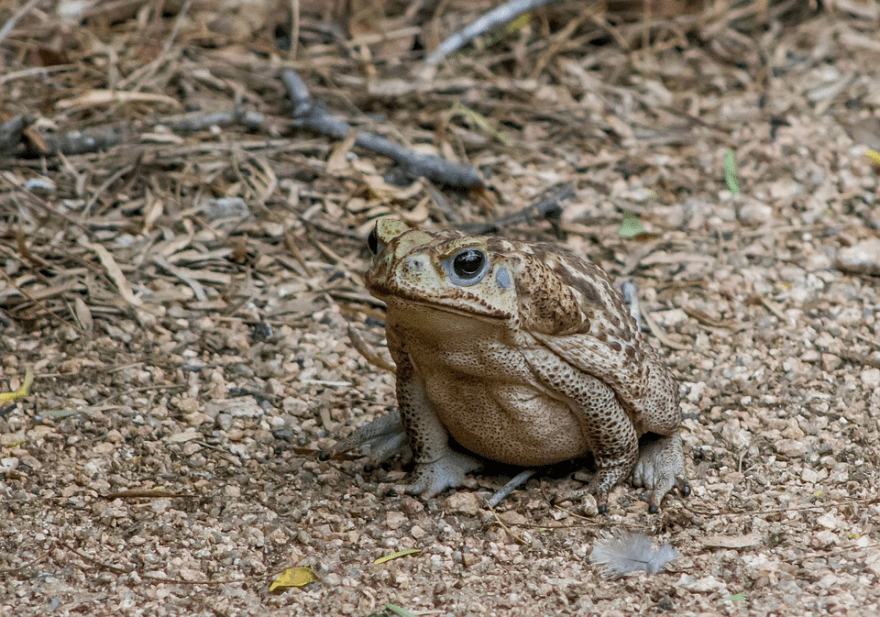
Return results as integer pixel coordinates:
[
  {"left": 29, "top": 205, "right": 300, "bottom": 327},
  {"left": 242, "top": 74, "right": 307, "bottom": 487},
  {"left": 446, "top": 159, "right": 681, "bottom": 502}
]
[
  {"left": 588, "top": 455, "right": 638, "bottom": 514},
  {"left": 558, "top": 454, "right": 637, "bottom": 515},
  {"left": 321, "top": 411, "right": 411, "bottom": 465},
  {"left": 632, "top": 432, "right": 690, "bottom": 513},
  {"left": 396, "top": 451, "right": 483, "bottom": 499}
]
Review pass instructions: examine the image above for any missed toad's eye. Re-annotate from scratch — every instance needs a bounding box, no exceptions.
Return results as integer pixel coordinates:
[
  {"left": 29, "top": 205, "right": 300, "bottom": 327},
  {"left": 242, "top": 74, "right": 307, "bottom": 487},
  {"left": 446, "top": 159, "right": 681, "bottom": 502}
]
[
  {"left": 442, "top": 248, "right": 490, "bottom": 286},
  {"left": 453, "top": 249, "right": 485, "bottom": 277},
  {"left": 367, "top": 226, "right": 381, "bottom": 255}
]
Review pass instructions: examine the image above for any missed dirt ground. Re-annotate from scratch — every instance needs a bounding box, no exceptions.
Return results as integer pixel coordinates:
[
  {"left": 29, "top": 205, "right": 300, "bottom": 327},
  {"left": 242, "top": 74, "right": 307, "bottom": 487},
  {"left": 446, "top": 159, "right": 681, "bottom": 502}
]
[{"left": 1, "top": 1, "right": 879, "bottom": 616}]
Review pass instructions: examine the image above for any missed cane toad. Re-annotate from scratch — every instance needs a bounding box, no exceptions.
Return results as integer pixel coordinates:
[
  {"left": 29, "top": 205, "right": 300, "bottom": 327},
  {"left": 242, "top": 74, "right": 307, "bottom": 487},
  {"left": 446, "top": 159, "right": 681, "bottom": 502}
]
[{"left": 329, "top": 218, "right": 689, "bottom": 512}]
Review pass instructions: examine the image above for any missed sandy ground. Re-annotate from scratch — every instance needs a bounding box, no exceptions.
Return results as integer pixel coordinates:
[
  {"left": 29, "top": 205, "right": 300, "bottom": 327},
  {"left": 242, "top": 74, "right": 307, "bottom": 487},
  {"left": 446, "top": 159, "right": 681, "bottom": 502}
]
[{"left": 1, "top": 2, "right": 879, "bottom": 616}]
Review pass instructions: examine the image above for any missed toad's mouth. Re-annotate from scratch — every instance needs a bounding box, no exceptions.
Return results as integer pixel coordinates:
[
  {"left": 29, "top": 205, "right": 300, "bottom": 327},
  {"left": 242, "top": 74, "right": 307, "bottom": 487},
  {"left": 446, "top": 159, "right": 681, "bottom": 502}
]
[{"left": 370, "top": 287, "right": 514, "bottom": 322}]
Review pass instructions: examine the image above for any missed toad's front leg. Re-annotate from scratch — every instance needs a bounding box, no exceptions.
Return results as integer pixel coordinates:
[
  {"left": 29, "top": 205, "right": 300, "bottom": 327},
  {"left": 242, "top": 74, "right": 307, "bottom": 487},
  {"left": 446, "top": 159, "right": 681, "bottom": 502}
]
[
  {"left": 395, "top": 351, "right": 482, "bottom": 498},
  {"left": 321, "top": 409, "right": 410, "bottom": 466}
]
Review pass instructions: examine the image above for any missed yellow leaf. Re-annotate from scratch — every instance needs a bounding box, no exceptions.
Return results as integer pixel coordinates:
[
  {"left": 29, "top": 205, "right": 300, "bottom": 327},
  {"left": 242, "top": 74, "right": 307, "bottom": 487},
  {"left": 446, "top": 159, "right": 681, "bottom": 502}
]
[
  {"left": 373, "top": 549, "right": 422, "bottom": 565},
  {"left": 507, "top": 14, "right": 530, "bottom": 32},
  {"left": 866, "top": 150, "right": 880, "bottom": 166},
  {"left": 0, "top": 368, "right": 34, "bottom": 403},
  {"left": 458, "top": 106, "right": 511, "bottom": 146},
  {"left": 269, "top": 567, "right": 319, "bottom": 592}
]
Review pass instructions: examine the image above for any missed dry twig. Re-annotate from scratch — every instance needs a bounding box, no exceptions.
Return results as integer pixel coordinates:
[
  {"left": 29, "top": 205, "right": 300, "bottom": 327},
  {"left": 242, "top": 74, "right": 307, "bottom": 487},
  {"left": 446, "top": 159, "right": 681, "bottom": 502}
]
[
  {"left": 281, "top": 69, "right": 483, "bottom": 188},
  {"left": 425, "top": 0, "right": 563, "bottom": 64},
  {"left": 0, "top": 0, "right": 45, "bottom": 46}
]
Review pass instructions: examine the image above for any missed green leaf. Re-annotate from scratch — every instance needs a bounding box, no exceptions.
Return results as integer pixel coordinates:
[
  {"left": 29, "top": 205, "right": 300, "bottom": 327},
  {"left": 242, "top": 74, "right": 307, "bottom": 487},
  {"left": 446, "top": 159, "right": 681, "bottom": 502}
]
[
  {"left": 724, "top": 149, "right": 740, "bottom": 195},
  {"left": 39, "top": 409, "right": 80, "bottom": 419},
  {"left": 618, "top": 211, "right": 645, "bottom": 239},
  {"left": 385, "top": 603, "right": 418, "bottom": 617}
]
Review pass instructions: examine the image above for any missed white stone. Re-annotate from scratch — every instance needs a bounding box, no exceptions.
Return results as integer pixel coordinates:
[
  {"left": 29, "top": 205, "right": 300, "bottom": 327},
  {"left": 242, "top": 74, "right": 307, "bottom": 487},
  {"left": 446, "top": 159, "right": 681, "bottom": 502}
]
[
  {"left": 677, "top": 574, "right": 728, "bottom": 593},
  {"left": 445, "top": 491, "right": 481, "bottom": 516},
  {"left": 206, "top": 397, "right": 264, "bottom": 418},
  {"left": 861, "top": 368, "right": 880, "bottom": 389},
  {"left": 775, "top": 439, "right": 806, "bottom": 458},
  {"left": 835, "top": 239, "right": 880, "bottom": 275}
]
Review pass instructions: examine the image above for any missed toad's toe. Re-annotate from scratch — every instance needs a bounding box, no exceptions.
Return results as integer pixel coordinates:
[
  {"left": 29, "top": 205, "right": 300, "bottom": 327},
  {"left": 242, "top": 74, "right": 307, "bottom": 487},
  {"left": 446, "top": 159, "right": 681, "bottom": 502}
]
[
  {"left": 633, "top": 432, "right": 688, "bottom": 511},
  {"left": 397, "top": 450, "right": 483, "bottom": 499},
  {"left": 324, "top": 411, "right": 411, "bottom": 465}
]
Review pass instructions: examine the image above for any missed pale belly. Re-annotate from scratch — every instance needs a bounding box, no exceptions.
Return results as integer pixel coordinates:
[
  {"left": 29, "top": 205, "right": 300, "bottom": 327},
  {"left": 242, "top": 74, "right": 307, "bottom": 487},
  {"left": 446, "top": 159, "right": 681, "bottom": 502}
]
[
  {"left": 391, "top": 308, "right": 594, "bottom": 465},
  {"left": 422, "top": 373, "right": 591, "bottom": 466}
]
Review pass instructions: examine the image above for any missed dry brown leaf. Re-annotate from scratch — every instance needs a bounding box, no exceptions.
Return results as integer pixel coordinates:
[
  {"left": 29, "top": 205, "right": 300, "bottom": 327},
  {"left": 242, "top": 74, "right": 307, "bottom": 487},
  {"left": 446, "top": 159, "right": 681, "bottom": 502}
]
[
  {"left": 700, "top": 532, "right": 763, "bottom": 549},
  {"left": 326, "top": 132, "right": 358, "bottom": 174},
  {"left": 74, "top": 296, "right": 93, "bottom": 332},
  {"left": 56, "top": 90, "right": 182, "bottom": 110},
  {"left": 86, "top": 243, "right": 143, "bottom": 307},
  {"left": 143, "top": 195, "right": 165, "bottom": 233}
]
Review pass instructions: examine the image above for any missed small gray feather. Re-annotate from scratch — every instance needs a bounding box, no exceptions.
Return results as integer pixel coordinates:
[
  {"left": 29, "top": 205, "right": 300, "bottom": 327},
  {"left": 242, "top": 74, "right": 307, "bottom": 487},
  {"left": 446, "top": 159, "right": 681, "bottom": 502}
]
[{"left": 590, "top": 530, "right": 677, "bottom": 579}]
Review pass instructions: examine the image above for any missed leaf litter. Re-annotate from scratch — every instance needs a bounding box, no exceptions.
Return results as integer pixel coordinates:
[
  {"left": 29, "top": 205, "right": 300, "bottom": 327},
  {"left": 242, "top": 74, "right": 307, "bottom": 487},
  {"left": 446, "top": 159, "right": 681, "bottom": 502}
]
[{"left": 1, "top": 1, "right": 880, "bottom": 615}]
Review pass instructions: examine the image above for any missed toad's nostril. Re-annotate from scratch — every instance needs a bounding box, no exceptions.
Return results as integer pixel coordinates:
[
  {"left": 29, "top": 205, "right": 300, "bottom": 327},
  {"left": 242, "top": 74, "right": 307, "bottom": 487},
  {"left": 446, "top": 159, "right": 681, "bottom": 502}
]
[{"left": 405, "top": 256, "right": 425, "bottom": 272}]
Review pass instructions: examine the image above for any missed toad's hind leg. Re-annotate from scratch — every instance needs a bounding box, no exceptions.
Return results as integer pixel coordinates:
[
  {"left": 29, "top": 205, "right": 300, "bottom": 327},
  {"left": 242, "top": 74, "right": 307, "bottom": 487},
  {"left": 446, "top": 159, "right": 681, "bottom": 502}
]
[
  {"left": 588, "top": 437, "right": 639, "bottom": 513},
  {"left": 525, "top": 349, "right": 639, "bottom": 513},
  {"left": 632, "top": 432, "right": 690, "bottom": 512}
]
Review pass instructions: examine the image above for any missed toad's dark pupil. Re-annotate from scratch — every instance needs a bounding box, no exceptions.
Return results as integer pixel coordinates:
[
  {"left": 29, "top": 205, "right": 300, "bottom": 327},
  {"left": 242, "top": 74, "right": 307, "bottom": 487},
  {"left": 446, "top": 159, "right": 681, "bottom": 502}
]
[
  {"left": 367, "top": 228, "right": 379, "bottom": 254},
  {"left": 453, "top": 249, "right": 485, "bottom": 277}
]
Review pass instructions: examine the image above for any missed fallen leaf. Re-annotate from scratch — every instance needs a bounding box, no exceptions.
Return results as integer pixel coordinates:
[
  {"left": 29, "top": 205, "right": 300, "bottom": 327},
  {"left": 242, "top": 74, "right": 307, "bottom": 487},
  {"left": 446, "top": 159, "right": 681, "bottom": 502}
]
[
  {"left": 166, "top": 431, "right": 202, "bottom": 443},
  {"left": 0, "top": 368, "right": 34, "bottom": 403},
  {"left": 701, "top": 532, "right": 762, "bottom": 549},
  {"left": 373, "top": 548, "right": 422, "bottom": 565},
  {"left": 385, "top": 604, "right": 417, "bottom": 617},
  {"left": 56, "top": 90, "right": 181, "bottom": 110},
  {"left": 725, "top": 148, "right": 740, "bottom": 194},
  {"left": 87, "top": 243, "right": 143, "bottom": 307},
  {"left": 74, "top": 296, "right": 93, "bottom": 332},
  {"left": 269, "top": 567, "right": 319, "bottom": 592},
  {"left": 618, "top": 211, "right": 646, "bottom": 239}
]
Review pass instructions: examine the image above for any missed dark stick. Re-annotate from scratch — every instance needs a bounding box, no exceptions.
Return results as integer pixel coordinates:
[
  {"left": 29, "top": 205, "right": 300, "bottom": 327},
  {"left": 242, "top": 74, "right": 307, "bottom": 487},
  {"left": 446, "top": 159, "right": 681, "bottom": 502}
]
[
  {"left": 166, "top": 108, "right": 266, "bottom": 132},
  {"left": 424, "top": 0, "right": 563, "bottom": 65},
  {"left": 0, "top": 115, "right": 27, "bottom": 155},
  {"left": 486, "top": 469, "right": 537, "bottom": 507},
  {"left": 457, "top": 185, "right": 571, "bottom": 235},
  {"left": 37, "top": 125, "right": 129, "bottom": 155},
  {"left": 281, "top": 69, "right": 483, "bottom": 189}
]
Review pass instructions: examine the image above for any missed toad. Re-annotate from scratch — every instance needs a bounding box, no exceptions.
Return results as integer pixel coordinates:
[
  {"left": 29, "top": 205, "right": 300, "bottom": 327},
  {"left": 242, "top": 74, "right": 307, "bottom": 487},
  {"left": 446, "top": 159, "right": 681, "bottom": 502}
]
[{"left": 327, "top": 219, "right": 689, "bottom": 513}]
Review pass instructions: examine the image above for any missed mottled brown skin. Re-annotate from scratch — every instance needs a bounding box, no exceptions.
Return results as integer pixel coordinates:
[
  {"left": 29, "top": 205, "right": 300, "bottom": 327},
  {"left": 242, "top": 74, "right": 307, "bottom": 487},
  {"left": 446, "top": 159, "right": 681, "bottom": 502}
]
[{"left": 335, "top": 218, "right": 689, "bottom": 512}]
